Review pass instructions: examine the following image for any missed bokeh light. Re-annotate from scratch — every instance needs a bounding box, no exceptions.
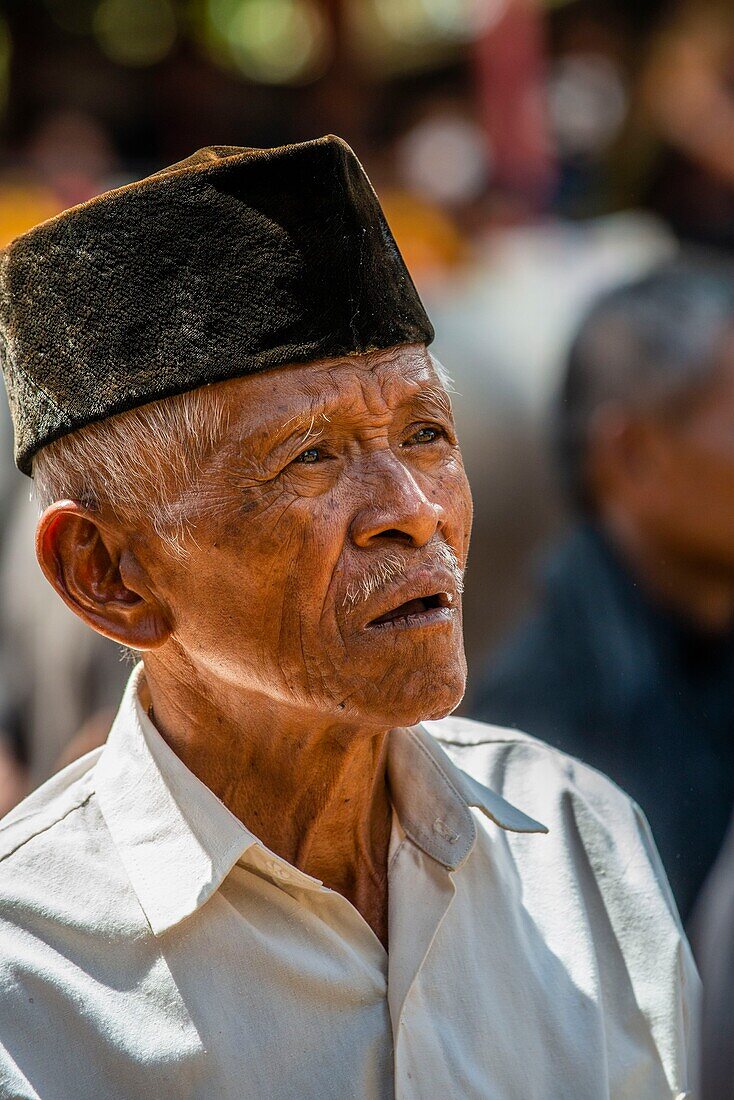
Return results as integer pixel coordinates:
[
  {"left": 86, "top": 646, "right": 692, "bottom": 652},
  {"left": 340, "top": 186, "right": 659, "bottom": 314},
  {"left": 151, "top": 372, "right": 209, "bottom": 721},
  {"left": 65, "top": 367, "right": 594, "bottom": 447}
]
[
  {"left": 372, "top": 0, "right": 505, "bottom": 47},
  {"left": 348, "top": 0, "right": 507, "bottom": 76},
  {"left": 93, "top": 0, "right": 178, "bottom": 67},
  {"left": 396, "top": 111, "right": 491, "bottom": 206},
  {"left": 202, "top": 0, "right": 331, "bottom": 85},
  {"left": 0, "top": 184, "right": 60, "bottom": 248},
  {"left": 548, "top": 53, "right": 628, "bottom": 156}
]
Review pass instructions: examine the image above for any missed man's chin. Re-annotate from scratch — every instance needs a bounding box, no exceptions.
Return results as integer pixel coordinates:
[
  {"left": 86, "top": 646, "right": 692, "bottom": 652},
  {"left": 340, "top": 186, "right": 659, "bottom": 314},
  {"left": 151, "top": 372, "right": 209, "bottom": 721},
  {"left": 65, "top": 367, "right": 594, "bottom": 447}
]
[
  {"left": 357, "top": 671, "right": 467, "bottom": 730},
  {"left": 326, "top": 630, "right": 467, "bottom": 727}
]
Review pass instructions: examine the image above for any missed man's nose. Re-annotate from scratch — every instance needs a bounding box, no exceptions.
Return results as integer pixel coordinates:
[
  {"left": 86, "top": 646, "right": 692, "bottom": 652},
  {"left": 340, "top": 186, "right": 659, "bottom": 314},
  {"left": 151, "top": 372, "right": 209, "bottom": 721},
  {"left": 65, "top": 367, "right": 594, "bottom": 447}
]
[{"left": 350, "top": 457, "right": 445, "bottom": 549}]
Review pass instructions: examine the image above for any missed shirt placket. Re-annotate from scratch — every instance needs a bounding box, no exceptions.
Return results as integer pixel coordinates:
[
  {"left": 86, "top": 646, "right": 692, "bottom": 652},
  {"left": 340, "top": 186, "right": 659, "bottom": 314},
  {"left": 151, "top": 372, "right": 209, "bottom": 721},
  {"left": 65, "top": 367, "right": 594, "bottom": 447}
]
[{"left": 387, "top": 838, "right": 457, "bottom": 1099}]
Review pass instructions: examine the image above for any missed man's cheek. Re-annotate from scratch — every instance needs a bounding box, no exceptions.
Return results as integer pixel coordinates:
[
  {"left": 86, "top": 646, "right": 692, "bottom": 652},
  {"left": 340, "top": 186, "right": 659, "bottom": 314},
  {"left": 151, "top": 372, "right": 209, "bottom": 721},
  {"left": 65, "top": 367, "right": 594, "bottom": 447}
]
[
  {"left": 433, "top": 470, "right": 472, "bottom": 562},
  {"left": 447, "top": 469, "right": 473, "bottom": 557},
  {"left": 217, "top": 480, "right": 297, "bottom": 548}
]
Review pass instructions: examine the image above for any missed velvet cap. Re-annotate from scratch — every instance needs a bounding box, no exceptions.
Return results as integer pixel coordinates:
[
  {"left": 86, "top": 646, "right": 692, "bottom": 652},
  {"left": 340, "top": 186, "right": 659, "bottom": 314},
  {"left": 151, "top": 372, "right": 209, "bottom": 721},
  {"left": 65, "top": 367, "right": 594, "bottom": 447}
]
[{"left": 0, "top": 135, "right": 434, "bottom": 475}]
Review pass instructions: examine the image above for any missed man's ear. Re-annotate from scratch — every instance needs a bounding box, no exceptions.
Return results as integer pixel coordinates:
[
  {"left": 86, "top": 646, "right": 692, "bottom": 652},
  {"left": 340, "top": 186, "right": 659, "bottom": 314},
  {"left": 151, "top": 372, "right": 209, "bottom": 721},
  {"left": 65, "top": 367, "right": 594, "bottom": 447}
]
[{"left": 35, "top": 500, "right": 171, "bottom": 649}]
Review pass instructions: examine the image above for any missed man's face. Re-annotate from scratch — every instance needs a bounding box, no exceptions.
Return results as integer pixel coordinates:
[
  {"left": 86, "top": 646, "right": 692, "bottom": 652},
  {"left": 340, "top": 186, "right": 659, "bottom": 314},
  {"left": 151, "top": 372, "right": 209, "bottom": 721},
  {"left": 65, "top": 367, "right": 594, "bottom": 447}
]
[
  {"left": 633, "top": 350, "right": 734, "bottom": 569},
  {"left": 136, "top": 345, "right": 472, "bottom": 729}
]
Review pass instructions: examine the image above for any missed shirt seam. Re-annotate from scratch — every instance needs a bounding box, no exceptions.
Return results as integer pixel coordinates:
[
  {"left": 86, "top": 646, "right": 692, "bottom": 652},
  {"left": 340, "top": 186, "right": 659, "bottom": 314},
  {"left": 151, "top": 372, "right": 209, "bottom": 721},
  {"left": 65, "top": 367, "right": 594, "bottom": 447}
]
[
  {"left": 436, "top": 735, "right": 543, "bottom": 748},
  {"left": 0, "top": 789, "right": 94, "bottom": 865},
  {"left": 388, "top": 836, "right": 406, "bottom": 874},
  {"left": 441, "top": 735, "right": 641, "bottom": 803}
]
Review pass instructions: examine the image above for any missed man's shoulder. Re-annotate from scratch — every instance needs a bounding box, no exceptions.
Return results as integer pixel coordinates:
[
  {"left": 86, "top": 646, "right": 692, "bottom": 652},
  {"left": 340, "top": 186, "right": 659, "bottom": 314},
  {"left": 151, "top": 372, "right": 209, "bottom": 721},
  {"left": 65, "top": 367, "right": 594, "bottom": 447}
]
[
  {"left": 428, "top": 712, "right": 686, "bottom": 933},
  {"left": 426, "top": 711, "right": 590, "bottom": 777},
  {"left": 0, "top": 745, "right": 147, "bottom": 959},
  {"left": 425, "top": 714, "right": 648, "bottom": 834},
  {"left": 426, "top": 713, "right": 543, "bottom": 748},
  {"left": 0, "top": 748, "right": 104, "bottom": 868}
]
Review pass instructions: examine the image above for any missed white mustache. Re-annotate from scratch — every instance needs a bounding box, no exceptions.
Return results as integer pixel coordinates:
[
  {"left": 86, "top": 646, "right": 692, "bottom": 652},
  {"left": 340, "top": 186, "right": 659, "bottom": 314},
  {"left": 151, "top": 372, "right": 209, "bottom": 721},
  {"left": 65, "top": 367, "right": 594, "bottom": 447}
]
[{"left": 342, "top": 543, "right": 464, "bottom": 608}]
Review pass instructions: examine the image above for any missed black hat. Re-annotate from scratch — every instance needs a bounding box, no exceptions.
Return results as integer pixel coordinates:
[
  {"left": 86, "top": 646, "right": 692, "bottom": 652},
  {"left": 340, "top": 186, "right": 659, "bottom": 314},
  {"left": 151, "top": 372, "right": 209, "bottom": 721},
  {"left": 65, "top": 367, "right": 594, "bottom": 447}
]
[{"left": 0, "top": 136, "right": 433, "bottom": 475}]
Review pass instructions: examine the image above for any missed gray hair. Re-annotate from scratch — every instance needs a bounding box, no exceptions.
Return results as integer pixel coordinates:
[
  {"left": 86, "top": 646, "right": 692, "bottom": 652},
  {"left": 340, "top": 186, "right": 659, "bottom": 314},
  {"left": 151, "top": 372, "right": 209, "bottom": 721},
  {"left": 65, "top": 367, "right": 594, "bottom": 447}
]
[
  {"left": 555, "top": 255, "right": 734, "bottom": 513},
  {"left": 32, "top": 351, "right": 453, "bottom": 551}
]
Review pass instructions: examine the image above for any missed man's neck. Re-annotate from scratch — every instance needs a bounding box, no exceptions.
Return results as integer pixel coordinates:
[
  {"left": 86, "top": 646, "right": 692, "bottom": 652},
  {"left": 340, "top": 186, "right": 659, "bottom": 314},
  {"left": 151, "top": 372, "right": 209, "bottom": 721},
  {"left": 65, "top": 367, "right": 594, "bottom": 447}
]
[
  {"left": 139, "top": 655, "right": 393, "bottom": 947},
  {"left": 600, "top": 510, "right": 734, "bottom": 635}
]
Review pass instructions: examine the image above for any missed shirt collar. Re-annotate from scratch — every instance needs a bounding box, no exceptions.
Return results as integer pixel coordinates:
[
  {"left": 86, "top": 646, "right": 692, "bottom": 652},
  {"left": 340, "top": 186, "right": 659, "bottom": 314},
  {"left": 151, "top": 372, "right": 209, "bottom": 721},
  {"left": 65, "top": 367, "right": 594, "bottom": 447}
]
[
  {"left": 95, "top": 666, "right": 546, "bottom": 936},
  {"left": 387, "top": 723, "right": 547, "bottom": 870},
  {"left": 95, "top": 666, "right": 257, "bottom": 936}
]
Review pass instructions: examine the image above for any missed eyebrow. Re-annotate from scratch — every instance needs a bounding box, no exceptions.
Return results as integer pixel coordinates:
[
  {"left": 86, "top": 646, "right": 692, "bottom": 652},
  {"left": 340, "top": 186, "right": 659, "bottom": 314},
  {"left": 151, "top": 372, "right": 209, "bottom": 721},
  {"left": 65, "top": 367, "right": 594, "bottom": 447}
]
[
  {"left": 285, "top": 411, "right": 330, "bottom": 449},
  {"left": 254, "top": 384, "right": 450, "bottom": 453},
  {"left": 410, "top": 385, "right": 453, "bottom": 420},
  {"left": 257, "top": 407, "right": 332, "bottom": 456}
]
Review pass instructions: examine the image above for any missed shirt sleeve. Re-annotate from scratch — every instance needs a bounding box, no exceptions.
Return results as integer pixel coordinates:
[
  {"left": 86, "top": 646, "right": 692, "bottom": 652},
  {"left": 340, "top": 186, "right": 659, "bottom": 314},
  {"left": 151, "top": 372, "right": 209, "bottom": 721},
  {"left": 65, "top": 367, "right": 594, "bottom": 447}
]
[
  {"left": 567, "top": 757, "right": 701, "bottom": 1099},
  {"left": 427, "top": 725, "right": 700, "bottom": 1097}
]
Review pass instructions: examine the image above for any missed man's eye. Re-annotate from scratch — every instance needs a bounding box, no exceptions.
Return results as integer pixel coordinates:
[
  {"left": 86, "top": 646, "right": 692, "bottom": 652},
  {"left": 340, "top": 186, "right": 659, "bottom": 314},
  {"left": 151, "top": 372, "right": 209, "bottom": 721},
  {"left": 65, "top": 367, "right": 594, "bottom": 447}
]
[
  {"left": 405, "top": 426, "right": 443, "bottom": 446},
  {"left": 294, "top": 447, "right": 322, "bottom": 464}
]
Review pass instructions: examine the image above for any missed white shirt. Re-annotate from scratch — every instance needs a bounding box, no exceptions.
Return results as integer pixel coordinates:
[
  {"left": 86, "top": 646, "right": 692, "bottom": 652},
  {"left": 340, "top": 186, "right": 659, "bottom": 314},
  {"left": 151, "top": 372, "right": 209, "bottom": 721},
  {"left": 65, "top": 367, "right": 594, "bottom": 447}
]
[{"left": 0, "top": 666, "right": 697, "bottom": 1099}]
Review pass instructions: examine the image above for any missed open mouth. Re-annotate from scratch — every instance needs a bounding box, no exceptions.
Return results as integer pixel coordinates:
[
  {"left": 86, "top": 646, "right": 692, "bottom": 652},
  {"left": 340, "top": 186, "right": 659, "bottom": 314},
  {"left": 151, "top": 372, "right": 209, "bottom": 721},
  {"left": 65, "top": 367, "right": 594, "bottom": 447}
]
[{"left": 368, "top": 592, "right": 452, "bottom": 627}]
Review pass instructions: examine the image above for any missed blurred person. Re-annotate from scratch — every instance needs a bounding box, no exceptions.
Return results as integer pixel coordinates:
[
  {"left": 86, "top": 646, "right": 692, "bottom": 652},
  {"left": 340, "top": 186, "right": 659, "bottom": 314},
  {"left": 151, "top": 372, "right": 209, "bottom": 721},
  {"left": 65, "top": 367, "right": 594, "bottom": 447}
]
[
  {"left": 472, "top": 0, "right": 555, "bottom": 213},
  {"left": 473, "top": 258, "right": 734, "bottom": 922},
  {"left": 692, "top": 807, "right": 734, "bottom": 1099},
  {"left": 0, "top": 140, "right": 696, "bottom": 1098},
  {"left": 640, "top": 0, "right": 734, "bottom": 247}
]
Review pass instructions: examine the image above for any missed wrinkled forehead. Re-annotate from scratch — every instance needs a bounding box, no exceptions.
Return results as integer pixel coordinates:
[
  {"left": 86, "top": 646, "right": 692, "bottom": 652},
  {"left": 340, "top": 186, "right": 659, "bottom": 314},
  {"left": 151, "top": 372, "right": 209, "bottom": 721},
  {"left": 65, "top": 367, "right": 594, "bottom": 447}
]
[{"left": 223, "top": 343, "right": 441, "bottom": 441}]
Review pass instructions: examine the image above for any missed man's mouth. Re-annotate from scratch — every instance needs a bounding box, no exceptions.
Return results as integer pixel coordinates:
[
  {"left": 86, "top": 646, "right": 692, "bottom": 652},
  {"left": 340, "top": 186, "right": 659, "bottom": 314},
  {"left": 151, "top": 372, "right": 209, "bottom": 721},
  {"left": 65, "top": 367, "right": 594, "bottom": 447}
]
[{"left": 368, "top": 592, "right": 454, "bottom": 628}]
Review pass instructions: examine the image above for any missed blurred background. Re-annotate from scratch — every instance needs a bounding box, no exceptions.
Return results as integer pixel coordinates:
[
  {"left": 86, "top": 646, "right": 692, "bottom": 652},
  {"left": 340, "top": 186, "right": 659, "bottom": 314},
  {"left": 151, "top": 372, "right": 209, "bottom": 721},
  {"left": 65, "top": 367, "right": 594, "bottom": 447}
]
[{"left": 1, "top": 3, "right": 734, "bottom": 1079}]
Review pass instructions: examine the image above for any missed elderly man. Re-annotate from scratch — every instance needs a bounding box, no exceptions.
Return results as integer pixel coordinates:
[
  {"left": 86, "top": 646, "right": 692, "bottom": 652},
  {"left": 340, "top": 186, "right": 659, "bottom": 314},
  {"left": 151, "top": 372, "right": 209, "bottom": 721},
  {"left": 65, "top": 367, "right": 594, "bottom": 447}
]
[{"left": 0, "top": 140, "right": 695, "bottom": 1099}]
